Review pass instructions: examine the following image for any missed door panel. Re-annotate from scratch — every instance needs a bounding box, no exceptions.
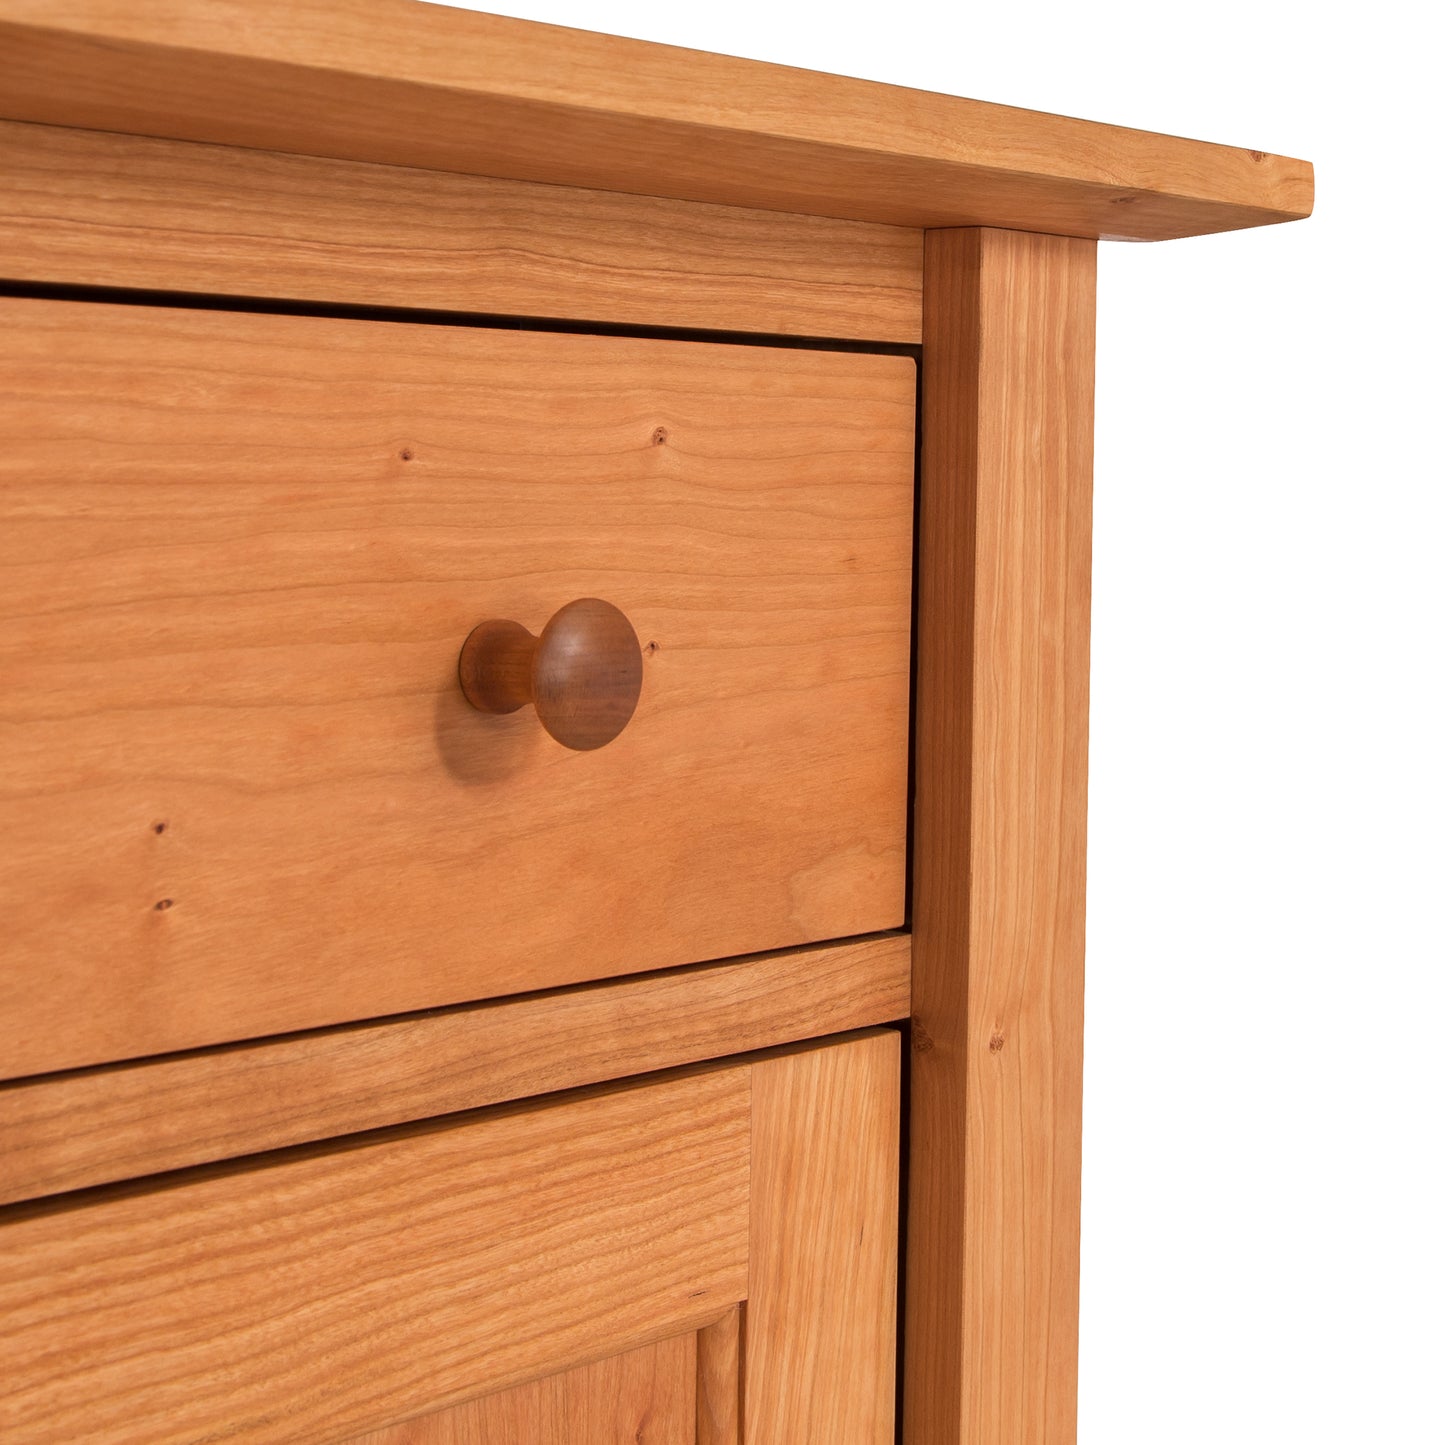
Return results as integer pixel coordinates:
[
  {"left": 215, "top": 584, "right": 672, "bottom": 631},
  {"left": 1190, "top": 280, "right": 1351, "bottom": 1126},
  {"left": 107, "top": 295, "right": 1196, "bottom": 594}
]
[
  {"left": 0, "top": 1069, "right": 749, "bottom": 1444},
  {"left": 344, "top": 1334, "right": 696, "bottom": 1444},
  {"left": 0, "top": 1032, "right": 896, "bottom": 1445}
]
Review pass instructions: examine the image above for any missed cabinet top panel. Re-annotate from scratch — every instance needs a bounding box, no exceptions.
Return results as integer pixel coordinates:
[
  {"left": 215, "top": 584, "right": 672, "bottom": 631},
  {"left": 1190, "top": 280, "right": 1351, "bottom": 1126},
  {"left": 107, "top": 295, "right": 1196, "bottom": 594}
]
[{"left": 0, "top": 0, "right": 1311, "bottom": 242}]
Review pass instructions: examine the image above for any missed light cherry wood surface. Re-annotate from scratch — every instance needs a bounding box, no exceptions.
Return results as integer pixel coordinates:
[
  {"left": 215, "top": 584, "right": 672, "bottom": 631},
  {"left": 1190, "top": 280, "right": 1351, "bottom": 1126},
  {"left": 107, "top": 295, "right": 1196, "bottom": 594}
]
[
  {"left": 0, "top": 1067, "right": 751, "bottom": 1444},
  {"left": 0, "top": 119, "right": 924, "bottom": 343},
  {"left": 695, "top": 1307, "right": 743, "bottom": 1445},
  {"left": 747, "top": 1031, "right": 900, "bottom": 1445},
  {"left": 0, "top": 1033, "right": 900, "bottom": 1444},
  {"left": 344, "top": 1336, "right": 696, "bottom": 1444},
  {"left": 0, "top": 2, "right": 1317, "bottom": 1436},
  {"left": 0, "top": 0, "right": 1311, "bottom": 240},
  {"left": 0, "top": 934, "right": 909, "bottom": 1205},
  {"left": 0, "top": 299, "right": 915, "bottom": 1080},
  {"left": 906, "top": 228, "right": 1095, "bottom": 1445}
]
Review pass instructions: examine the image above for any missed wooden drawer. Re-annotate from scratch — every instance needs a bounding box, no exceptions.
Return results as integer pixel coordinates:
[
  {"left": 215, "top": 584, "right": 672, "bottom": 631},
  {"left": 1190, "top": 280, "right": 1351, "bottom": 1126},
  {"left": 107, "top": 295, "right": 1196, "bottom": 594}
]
[
  {"left": 0, "top": 298, "right": 915, "bottom": 1079},
  {"left": 0, "top": 1030, "right": 900, "bottom": 1444}
]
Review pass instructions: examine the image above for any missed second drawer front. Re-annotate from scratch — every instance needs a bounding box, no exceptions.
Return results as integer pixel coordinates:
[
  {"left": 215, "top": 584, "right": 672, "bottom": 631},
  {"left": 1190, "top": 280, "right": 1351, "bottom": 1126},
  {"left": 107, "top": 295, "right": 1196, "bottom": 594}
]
[{"left": 0, "top": 299, "right": 916, "bottom": 1077}]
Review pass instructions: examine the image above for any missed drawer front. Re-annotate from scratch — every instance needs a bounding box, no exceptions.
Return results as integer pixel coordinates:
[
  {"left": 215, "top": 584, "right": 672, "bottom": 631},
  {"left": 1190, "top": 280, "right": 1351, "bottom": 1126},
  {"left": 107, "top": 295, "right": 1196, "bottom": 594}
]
[{"left": 0, "top": 299, "right": 915, "bottom": 1077}]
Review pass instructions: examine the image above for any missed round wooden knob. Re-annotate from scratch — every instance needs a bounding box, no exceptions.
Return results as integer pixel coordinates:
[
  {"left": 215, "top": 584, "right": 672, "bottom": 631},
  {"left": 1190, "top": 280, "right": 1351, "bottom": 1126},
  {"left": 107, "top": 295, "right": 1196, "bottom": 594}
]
[{"left": 458, "top": 599, "right": 643, "bottom": 751}]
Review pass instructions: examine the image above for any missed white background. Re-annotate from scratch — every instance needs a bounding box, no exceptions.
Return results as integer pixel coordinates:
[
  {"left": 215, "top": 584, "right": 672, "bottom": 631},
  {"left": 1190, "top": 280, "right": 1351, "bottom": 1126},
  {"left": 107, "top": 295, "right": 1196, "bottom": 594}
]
[{"left": 439, "top": 3, "right": 1443, "bottom": 1437}]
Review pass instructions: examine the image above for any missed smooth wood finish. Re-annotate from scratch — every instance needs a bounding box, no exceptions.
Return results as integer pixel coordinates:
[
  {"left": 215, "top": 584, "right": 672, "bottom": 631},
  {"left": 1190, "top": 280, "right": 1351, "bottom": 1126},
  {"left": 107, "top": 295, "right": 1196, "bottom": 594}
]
[
  {"left": 0, "top": 1035, "right": 900, "bottom": 1443},
  {"left": 459, "top": 598, "right": 644, "bottom": 751},
  {"left": 696, "top": 1309, "right": 743, "bottom": 1445},
  {"left": 0, "top": 1, "right": 1311, "bottom": 241},
  {"left": 0, "top": 1067, "right": 751, "bottom": 1444},
  {"left": 906, "top": 228, "right": 1095, "bottom": 1445},
  {"left": 0, "top": 934, "right": 910, "bottom": 1206},
  {"left": 345, "top": 1335, "right": 696, "bottom": 1444},
  {"left": 0, "top": 299, "right": 915, "bottom": 1080},
  {"left": 747, "top": 1030, "right": 900, "bottom": 1445},
  {"left": 0, "top": 119, "right": 924, "bottom": 343},
  {"left": 0, "top": 9, "right": 1312, "bottom": 1441}
]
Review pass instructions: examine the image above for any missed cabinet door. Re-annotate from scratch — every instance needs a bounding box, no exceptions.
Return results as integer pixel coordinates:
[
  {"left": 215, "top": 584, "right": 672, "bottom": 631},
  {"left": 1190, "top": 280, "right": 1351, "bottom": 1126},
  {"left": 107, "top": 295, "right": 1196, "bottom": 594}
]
[{"left": 0, "top": 1030, "right": 898, "bottom": 1445}]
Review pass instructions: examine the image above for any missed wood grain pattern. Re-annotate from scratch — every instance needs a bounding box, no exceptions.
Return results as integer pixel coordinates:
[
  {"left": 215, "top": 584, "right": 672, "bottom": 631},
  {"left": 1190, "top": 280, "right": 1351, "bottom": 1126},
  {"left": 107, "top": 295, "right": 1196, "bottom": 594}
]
[
  {"left": 747, "top": 1030, "right": 900, "bottom": 1444},
  {"left": 0, "top": 119, "right": 924, "bottom": 343},
  {"left": 0, "top": 934, "right": 910, "bottom": 1205},
  {"left": 0, "top": 1066, "right": 750, "bottom": 1445},
  {"left": 0, "top": 2, "right": 1311, "bottom": 242},
  {"left": 0, "top": 298, "right": 915, "bottom": 1080},
  {"left": 344, "top": 1335, "right": 695, "bottom": 1444},
  {"left": 696, "top": 1309, "right": 742, "bottom": 1445},
  {"left": 905, "top": 228, "right": 1094, "bottom": 1445}
]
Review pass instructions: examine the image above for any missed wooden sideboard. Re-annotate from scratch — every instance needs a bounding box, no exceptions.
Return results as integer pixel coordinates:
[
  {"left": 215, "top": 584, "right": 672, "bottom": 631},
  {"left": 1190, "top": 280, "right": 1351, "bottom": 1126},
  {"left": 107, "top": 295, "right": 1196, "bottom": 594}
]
[{"left": 0, "top": 4, "right": 1312, "bottom": 1441}]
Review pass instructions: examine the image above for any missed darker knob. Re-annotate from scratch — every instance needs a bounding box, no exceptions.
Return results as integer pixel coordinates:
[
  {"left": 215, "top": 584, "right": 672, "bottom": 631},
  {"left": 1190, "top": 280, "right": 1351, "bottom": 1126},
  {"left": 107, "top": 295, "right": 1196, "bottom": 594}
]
[{"left": 458, "top": 598, "right": 644, "bottom": 751}]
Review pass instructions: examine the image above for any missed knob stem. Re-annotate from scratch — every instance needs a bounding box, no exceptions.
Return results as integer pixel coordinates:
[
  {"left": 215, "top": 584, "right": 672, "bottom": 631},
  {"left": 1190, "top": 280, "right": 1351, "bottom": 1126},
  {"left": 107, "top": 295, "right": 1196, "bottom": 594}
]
[{"left": 459, "top": 619, "right": 538, "bottom": 715}]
